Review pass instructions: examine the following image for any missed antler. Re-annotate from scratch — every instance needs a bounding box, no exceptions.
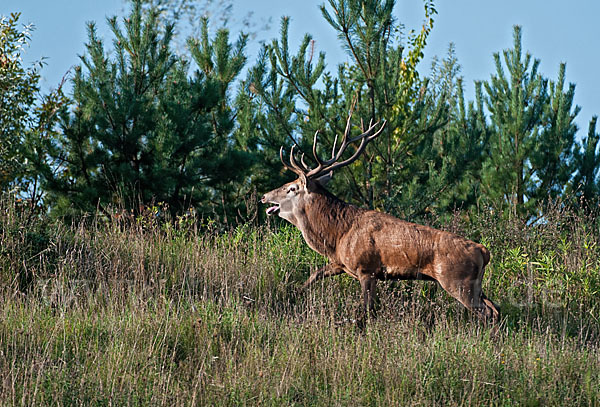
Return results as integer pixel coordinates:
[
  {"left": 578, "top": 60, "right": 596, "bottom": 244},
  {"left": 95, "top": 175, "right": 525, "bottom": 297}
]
[
  {"left": 280, "top": 104, "right": 387, "bottom": 180},
  {"left": 279, "top": 144, "right": 306, "bottom": 177}
]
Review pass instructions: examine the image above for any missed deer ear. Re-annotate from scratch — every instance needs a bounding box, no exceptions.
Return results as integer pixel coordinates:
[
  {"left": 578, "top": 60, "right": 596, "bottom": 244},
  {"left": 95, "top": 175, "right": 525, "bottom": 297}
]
[{"left": 315, "top": 171, "right": 332, "bottom": 186}]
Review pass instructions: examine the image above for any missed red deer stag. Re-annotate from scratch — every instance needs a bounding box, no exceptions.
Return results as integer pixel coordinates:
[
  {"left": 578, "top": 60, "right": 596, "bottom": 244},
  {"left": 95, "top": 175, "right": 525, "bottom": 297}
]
[{"left": 261, "top": 112, "right": 499, "bottom": 322}]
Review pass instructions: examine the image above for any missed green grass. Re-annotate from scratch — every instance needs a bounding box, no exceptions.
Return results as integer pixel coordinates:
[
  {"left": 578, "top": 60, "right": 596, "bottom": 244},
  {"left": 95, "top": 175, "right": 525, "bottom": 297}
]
[{"left": 1, "top": 200, "right": 599, "bottom": 405}]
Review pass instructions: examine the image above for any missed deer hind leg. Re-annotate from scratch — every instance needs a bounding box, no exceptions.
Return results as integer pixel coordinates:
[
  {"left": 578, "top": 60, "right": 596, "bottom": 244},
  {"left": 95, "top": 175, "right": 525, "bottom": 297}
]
[
  {"left": 440, "top": 272, "right": 499, "bottom": 323},
  {"left": 475, "top": 260, "right": 501, "bottom": 322},
  {"left": 481, "top": 292, "right": 500, "bottom": 322}
]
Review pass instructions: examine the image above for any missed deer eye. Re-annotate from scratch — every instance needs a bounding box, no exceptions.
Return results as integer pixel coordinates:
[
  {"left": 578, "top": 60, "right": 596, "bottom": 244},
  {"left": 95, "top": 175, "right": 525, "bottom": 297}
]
[{"left": 287, "top": 185, "right": 297, "bottom": 193}]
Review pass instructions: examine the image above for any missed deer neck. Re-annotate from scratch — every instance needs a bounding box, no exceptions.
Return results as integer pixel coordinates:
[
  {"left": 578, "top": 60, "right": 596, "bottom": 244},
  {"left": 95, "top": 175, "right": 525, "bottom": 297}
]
[{"left": 296, "top": 190, "right": 360, "bottom": 258}]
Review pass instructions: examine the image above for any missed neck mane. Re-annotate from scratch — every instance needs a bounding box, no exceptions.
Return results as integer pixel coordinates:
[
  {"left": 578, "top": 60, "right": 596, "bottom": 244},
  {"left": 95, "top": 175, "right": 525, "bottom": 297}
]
[{"left": 299, "top": 185, "right": 363, "bottom": 257}]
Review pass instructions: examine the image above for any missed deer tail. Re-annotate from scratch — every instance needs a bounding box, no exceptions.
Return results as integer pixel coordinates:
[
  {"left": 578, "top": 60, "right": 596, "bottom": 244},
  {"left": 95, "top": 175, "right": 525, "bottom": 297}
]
[{"left": 480, "top": 245, "right": 491, "bottom": 267}]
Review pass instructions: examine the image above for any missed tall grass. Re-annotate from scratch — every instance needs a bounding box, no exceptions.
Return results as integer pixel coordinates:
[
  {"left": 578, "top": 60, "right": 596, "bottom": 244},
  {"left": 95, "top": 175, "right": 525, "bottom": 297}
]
[{"left": 0, "top": 198, "right": 599, "bottom": 405}]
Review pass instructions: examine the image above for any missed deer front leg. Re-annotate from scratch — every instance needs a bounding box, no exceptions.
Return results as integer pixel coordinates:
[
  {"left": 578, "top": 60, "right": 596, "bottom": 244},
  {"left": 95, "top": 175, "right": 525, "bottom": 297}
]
[
  {"left": 359, "top": 274, "right": 377, "bottom": 316},
  {"left": 301, "top": 263, "right": 345, "bottom": 290}
]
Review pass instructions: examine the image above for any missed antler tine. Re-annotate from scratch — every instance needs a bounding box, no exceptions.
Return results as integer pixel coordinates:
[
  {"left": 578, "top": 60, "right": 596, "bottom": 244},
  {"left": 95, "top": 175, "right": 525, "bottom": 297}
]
[
  {"left": 289, "top": 144, "right": 310, "bottom": 175},
  {"left": 306, "top": 119, "right": 387, "bottom": 178},
  {"left": 303, "top": 104, "right": 356, "bottom": 178},
  {"left": 300, "top": 153, "right": 313, "bottom": 173},
  {"left": 298, "top": 130, "right": 323, "bottom": 176},
  {"left": 331, "top": 98, "right": 359, "bottom": 158},
  {"left": 312, "top": 131, "right": 325, "bottom": 166},
  {"left": 279, "top": 90, "right": 386, "bottom": 180},
  {"left": 280, "top": 145, "right": 306, "bottom": 177},
  {"left": 331, "top": 133, "right": 339, "bottom": 160},
  {"left": 366, "top": 120, "right": 384, "bottom": 141},
  {"left": 279, "top": 146, "right": 290, "bottom": 171}
]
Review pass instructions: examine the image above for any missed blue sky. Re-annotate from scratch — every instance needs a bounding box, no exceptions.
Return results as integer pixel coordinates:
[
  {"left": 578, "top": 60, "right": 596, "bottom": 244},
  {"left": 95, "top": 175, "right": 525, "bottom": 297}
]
[{"left": 3, "top": 0, "right": 599, "bottom": 133}]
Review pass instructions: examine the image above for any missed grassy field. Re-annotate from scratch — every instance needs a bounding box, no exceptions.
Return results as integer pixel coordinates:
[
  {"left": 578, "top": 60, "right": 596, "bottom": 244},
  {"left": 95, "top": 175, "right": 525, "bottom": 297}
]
[{"left": 1, "top": 200, "right": 599, "bottom": 406}]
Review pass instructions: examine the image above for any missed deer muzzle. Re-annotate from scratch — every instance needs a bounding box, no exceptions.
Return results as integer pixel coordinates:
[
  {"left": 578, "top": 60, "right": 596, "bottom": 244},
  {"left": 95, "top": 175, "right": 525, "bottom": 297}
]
[{"left": 261, "top": 194, "right": 280, "bottom": 216}]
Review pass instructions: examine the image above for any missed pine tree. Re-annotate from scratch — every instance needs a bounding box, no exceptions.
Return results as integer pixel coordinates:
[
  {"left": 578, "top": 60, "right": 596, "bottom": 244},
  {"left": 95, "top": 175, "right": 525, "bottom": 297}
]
[
  {"left": 568, "top": 116, "right": 600, "bottom": 208},
  {"left": 481, "top": 25, "right": 579, "bottom": 218},
  {"left": 42, "top": 1, "right": 250, "bottom": 220},
  {"left": 530, "top": 63, "right": 579, "bottom": 204},
  {"left": 318, "top": 0, "right": 450, "bottom": 216},
  {"left": 416, "top": 50, "right": 490, "bottom": 216},
  {"left": 234, "top": 43, "right": 300, "bottom": 197},
  {"left": 389, "top": 46, "right": 489, "bottom": 218},
  {"left": 186, "top": 18, "right": 254, "bottom": 221},
  {"left": 240, "top": 0, "right": 476, "bottom": 221}
]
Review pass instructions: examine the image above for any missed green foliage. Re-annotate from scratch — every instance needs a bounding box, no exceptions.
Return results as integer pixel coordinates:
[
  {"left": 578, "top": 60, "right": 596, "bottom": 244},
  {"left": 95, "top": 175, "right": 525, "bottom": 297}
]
[
  {"left": 568, "top": 116, "right": 600, "bottom": 208},
  {"left": 481, "top": 26, "right": 580, "bottom": 218},
  {"left": 0, "top": 13, "right": 67, "bottom": 207},
  {"left": 392, "top": 46, "right": 489, "bottom": 218},
  {"left": 241, "top": 0, "right": 479, "bottom": 220},
  {"left": 0, "top": 13, "right": 39, "bottom": 191},
  {"left": 317, "top": 0, "right": 475, "bottom": 220},
  {"left": 531, "top": 63, "right": 579, "bottom": 202},
  {"left": 41, "top": 1, "right": 251, "bottom": 221},
  {"left": 4, "top": 1, "right": 600, "bottom": 223}
]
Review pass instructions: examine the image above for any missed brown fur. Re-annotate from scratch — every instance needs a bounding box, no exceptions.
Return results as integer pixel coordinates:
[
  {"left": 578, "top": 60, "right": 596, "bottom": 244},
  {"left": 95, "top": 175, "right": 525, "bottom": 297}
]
[{"left": 262, "top": 177, "right": 499, "bottom": 322}]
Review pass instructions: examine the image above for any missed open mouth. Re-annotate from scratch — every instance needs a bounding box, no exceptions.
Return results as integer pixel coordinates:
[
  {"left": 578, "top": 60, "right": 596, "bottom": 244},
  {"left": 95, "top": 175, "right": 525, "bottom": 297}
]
[{"left": 266, "top": 204, "right": 280, "bottom": 216}]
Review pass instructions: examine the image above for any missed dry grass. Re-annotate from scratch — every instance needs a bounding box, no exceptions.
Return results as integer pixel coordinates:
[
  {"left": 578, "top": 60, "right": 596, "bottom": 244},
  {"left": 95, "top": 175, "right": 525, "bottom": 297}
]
[{"left": 1, "top": 199, "right": 599, "bottom": 405}]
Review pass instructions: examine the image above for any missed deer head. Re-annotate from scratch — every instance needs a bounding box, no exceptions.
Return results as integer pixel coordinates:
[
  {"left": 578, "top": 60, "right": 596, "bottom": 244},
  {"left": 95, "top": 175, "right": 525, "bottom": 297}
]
[{"left": 261, "top": 108, "right": 387, "bottom": 226}]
